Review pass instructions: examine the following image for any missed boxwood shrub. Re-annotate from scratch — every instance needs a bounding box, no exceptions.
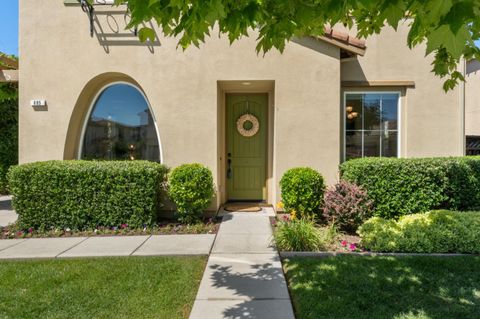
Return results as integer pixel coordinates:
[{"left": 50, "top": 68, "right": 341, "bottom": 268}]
[
  {"left": 358, "top": 211, "right": 480, "bottom": 253},
  {"left": 168, "top": 163, "right": 215, "bottom": 223},
  {"left": 280, "top": 167, "right": 325, "bottom": 218},
  {"left": 8, "top": 160, "right": 168, "bottom": 230},
  {"left": 340, "top": 157, "right": 480, "bottom": 219}
]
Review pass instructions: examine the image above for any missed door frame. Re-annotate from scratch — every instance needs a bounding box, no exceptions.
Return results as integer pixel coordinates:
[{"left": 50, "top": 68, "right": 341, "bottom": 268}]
[{"left": 217, "top": 81, "right": 275, "bottom": 205}]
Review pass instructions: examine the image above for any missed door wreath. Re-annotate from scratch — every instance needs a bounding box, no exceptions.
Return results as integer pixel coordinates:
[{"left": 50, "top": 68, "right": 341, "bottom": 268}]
[{"left": 236, "top": 114, "right": 260, "bottom": 137}]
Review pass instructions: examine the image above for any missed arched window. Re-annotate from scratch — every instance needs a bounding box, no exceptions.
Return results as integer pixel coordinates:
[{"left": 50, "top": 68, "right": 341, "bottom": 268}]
[{"left": 81, "top": 83, "right": 160, "bottom": 161}]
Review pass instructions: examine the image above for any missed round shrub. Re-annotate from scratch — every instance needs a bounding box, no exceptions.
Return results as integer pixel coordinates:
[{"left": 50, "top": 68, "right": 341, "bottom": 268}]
[
  {"left": 323, "top": 180, "right": 373, "bottom": 233},
  {"left": 274, "top": 218, "right": 324, "bottom": 251},
  {"left": 280, "top": 167, "right": 325, "bottom": 218},
  {"left": 168, "top": 163, "right": 215, "bottom": 223}
]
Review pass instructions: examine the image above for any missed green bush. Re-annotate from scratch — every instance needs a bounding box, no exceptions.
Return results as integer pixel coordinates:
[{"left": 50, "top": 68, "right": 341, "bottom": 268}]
[
  {"left": 274, "top": 218, "right": 326, "bottom": 251},
  {"left": 0, "top": 81, "right": 18, "bottom": 195},
  {"left": 168, "top": 163, "right": 215, "bottom": 223},
  {"left": 280, "top": 167, "right": 325, "bottom": 218},
  {"left": 0, "top": 166, "right": 7, "bottom": 195},
  {"left": 8, "top": 160, "right": 168, "bottom": 230},
  {"left": 340, "top": 157, "right": 480, "bottom": 219},
  {"left": 358, "top": 211, "right": 480, "bottom": 253}
]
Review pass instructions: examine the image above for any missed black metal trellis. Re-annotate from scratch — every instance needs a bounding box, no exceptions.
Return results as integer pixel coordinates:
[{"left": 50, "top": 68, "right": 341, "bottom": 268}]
[
  {"left": 78, "top": 0, "right": 138, "bottom": 38},
  {"left": 79, "top": 0, "right": 95, "bottom": 37}
]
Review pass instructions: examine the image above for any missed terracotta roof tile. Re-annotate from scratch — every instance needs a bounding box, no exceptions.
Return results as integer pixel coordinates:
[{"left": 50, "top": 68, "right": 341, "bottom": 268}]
[{"left": 323, "top": 27, "right": 366, "bottom": 49}]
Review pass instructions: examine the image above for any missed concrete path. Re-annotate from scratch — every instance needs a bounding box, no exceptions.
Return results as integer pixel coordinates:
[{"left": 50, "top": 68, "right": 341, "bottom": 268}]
[
  {"left": 189, "top": 207, "right": 295, "bottom": 319},
  {"left": 0, "top": 196, "right": 17, "bottom": 227},
  {"left": 0, "top": 234, "right": 215, "bottom": 259},
  {"left": 0, "top": 196, "right": 215, "bottom": 258}
]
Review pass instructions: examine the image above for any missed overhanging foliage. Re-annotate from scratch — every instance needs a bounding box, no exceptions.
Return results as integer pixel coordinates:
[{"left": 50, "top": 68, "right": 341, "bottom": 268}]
[{"left": 104, "top": 0, "right": 480, "bottom": 91}]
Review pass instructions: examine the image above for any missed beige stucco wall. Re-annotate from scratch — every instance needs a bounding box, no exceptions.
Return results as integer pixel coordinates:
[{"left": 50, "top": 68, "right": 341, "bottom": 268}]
[
  {"left": 19, "top": 1, "right": 341, "bottom": 209},
  {"left": 340, "top": 22, "right": 464, "bottom": 157},
  {"left": 466, "top": 60, "right": 480, "bottom": 136}
]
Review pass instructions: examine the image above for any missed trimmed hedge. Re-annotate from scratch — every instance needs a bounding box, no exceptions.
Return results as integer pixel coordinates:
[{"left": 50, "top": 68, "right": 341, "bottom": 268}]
[
  {"left": 0, "top": 81, "right": 18, "bottom": 194},
  {"left": 8, "top": 160, "right": 168, "bottom": 230},
  {"left": 340, "top": 157, "right": 480, "bottom": 219},
  {"left": 280, "top": 167, "right": 325, "bottom": 217},
  {"left": 168, "top": 163, "right": 215, "bottom": 223},
  {"left": 358, "top": 211, "right": 480, "bottom": 253}
]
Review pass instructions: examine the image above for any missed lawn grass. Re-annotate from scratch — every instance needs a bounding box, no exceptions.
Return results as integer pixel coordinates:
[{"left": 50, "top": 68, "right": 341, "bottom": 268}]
[
  {"left": 284, "top": 256, "right": 480, "bottom": 319},
  {"left": 0, "top": 256, "right": 206, "bottom": 319}
]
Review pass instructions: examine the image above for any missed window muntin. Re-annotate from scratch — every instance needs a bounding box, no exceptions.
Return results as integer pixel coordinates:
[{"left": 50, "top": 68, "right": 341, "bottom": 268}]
[
  {"left": 345, "top": 93, "right": 399, "bottom": 160},
  {"left": 81, "top": 83, "right": 160, "bottom": 161}
]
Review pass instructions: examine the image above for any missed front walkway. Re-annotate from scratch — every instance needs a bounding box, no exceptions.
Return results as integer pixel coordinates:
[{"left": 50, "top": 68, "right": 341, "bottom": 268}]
[
  {"left": 0, "top": 196, "right": 215, "bottom": 258},
  {"left": 189, "top": 208, "right": 295, "bottom": 319},
  {"left": 0, "top": 234, "right": 215, "bottom": 258}
]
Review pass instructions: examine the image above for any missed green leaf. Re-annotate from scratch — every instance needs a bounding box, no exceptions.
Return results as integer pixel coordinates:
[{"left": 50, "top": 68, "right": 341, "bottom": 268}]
[
  {"left": 138, "top": 27, "right": 155, "bottom": 43},
  {"left": 426, "top": 24, "right": 469, "bottom": 58}
]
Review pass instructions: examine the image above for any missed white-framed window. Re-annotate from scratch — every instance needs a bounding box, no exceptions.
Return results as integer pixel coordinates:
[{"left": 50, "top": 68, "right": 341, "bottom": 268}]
[{"left": 344, "top": 92, "right": 400, "bottom": 160}]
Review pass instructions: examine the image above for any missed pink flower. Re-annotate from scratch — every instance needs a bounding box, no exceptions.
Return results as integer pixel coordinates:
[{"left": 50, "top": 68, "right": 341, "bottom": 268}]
[
  {"left": 341, "top": 240, "right": 347, "bottom": 247},
  {"left": 349, "top": 243, "right": 357, "bottom": 251},
  {"left": 120, "top": 224, "right": 128, "bottom": 229},
  {"left": 28, "top": 228, "right": 33, "bottom": 233}
]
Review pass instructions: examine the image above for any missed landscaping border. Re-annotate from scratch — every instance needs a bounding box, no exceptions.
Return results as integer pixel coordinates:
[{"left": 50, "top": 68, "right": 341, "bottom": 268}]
[{"left": 279, "top": 251, "right": 478, "bottom": 258}]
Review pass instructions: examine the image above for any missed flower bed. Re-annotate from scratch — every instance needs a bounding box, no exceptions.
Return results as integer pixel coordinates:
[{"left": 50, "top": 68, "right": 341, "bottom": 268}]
[
  {"left": 272, "top": 214, "right": 364, "bottom": 252},
  {"left": 0, "top": 218, "right": 219, "bottom": 239}
]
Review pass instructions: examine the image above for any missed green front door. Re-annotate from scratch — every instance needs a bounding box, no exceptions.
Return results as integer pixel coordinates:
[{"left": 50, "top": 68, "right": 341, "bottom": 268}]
[{"left": 226, "top": 94, "right": 267, "bottom": 201}]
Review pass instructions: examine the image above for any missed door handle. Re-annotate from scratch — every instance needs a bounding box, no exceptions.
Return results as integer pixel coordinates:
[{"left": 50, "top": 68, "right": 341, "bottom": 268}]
[{"left": 227, "top": 159, "right": 232, "bottom": 179}]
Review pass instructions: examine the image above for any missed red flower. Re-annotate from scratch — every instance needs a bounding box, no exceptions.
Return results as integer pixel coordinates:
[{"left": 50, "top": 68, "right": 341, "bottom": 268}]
[{"left": 341, "top": 240, "right": 347, "bottom": 247}]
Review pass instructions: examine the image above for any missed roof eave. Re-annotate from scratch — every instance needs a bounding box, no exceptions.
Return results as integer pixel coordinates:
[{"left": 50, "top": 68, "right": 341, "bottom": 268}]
[
  {"left": 316, "top": 35, "right": 366, "bottom": 56},
  {"left": 0, "top": 70, "right": 18, "bottom": 83}
]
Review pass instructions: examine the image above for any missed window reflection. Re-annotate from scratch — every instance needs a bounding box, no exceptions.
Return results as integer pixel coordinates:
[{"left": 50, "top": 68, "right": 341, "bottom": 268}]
[
  {"left": 345, "top": 93, "right": 399, "bottom": 160},
  {"left": 82, "top": 83, "right": 160, "bottom": 161}
]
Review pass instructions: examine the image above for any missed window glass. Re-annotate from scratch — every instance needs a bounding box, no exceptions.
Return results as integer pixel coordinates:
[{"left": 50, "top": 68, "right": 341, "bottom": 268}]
[
  {"left": 382, "top": 131, "right": 398, "bottom": 157},
  {"left": 363, "top": 131, "right": 381, "bottom": 157},
  {"left": 345, "top": 94, "right": 363, "bottom": 131},
  {"left": 345, "top": 93, "right": 399, "bottom": 160},
  {"left": 82, "top": 83, "right": 160, "bottom": 161},
  {"left": 381, "top": 94, "right": 399, "bottom": 130},
  {"left": 345, "top": 131, "right": 362, "bottom": 160},
  {"left": 363, "top": 94, "right": 381, "bottom": 130}
]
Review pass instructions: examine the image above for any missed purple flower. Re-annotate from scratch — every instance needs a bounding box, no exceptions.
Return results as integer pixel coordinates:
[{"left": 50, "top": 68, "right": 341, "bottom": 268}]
[
  {"left": 349, "top": 243, "right": 357, "bottom": 251},
  {"left": 28, "top": 228, "right": 33, "bottom": 233}
]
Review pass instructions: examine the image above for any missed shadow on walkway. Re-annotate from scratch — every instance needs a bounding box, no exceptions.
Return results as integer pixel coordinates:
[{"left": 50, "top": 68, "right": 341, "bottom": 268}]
[{"left": 208, "top": 259, "right": 291, "bottom": 318}]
